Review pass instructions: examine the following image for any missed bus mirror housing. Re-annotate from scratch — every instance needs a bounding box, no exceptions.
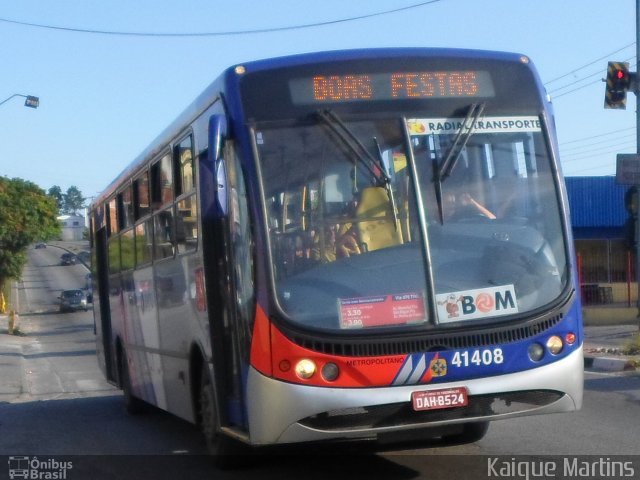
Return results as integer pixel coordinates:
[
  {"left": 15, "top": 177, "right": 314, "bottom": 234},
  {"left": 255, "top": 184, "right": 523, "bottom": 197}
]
[
  {"left": 208, "top": 115, "right": 229, "bottom": 215},
  {"left": 209, "top": 114, "right": 227, "bottom": 164},
  {"left": 216, "top": 158, "right": 229, "bottom": 216}
]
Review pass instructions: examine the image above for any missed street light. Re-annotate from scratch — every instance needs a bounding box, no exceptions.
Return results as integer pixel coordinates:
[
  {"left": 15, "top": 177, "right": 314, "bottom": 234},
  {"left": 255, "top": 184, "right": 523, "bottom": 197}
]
[{"left": 0, "top": 93, "right": 40, "bottom": 109}]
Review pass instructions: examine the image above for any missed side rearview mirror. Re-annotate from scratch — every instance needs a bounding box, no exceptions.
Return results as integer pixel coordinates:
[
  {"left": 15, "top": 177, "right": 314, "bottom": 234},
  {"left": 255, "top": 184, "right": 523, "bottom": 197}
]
[
  {"left": 208, "top": 114, "right": 227, "bottom": 165},
  {"left": 208, "top": 115, "right": 229, "bottom": 216}
]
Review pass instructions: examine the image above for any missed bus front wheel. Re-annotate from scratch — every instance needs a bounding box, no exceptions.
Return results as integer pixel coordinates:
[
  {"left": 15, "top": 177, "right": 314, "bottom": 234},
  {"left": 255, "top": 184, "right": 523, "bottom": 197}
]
[{"left": 198, "top": 367, "right": 241, "bottom": 465}]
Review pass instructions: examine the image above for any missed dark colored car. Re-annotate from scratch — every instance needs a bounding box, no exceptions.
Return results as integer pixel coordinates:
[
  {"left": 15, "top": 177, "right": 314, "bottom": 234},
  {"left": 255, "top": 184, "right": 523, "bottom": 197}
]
[
  {"left": 60, "top": 253, "right": 77, "bottom": 265},
  {"left": 34, "top": 243, "right": 46, "bottom": 249},
  {"left": 76, "top": 251, "right": 90, "bottom": 264},
  {"left": 58, "top": 289, "right": 88, "bottom": 312}
]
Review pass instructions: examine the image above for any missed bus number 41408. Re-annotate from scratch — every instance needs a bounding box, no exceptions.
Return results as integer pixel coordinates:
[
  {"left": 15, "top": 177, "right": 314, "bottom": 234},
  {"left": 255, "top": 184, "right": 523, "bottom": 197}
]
[{"left": 451, "top": 348, "right": 504, "bottom": 368}]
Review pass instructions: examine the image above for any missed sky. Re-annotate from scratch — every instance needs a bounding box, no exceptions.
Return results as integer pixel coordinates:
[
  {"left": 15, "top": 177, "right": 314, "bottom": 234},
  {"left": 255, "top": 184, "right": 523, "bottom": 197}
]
[{"left": 0, "top": 0, "right": 638, "bottom": 202}]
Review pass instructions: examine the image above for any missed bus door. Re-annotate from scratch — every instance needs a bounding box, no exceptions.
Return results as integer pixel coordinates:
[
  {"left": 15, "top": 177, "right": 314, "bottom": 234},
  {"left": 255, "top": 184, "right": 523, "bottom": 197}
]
[
  {"left": 201, "top": 115, "right": 254, "bottom": 431},
  {"left": 94, "top": 226, "right": 116, "bottom": 382}
]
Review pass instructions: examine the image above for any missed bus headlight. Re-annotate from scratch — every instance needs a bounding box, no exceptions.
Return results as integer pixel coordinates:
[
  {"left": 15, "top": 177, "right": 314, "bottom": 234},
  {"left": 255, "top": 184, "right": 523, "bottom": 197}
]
[
  {"left": 546, "top": 336, "right": 564, "bottom": 355},
  {"left": 295, "top": 359, "right": 316, "bottom": 379},
  {"left": 528, "top": 343, "right": 544, "bottom": 362}
]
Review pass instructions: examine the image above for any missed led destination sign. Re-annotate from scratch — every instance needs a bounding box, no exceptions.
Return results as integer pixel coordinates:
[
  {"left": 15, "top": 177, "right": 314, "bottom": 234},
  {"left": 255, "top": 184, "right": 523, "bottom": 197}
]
[{"left": 289, "top": 71, "right": 495, "bottom": 105}]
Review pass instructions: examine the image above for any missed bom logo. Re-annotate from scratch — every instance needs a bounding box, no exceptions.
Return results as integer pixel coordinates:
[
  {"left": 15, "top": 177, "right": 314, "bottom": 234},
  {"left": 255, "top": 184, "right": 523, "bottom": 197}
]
[
  {"left": 459, "top": 291, "right": 514, "bottom": 314},
  {"left": 437, "top": 285, "right": 518, "bottom": 323}
]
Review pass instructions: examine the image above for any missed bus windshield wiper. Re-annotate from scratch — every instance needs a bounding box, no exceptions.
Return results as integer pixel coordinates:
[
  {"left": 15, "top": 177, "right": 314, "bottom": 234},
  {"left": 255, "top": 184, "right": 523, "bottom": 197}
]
[
  {"left": 437, "top": 102, "right": 485, "bottom": 181},
  {"left": 374, "top": 136, "right": 399, "bottom": 230},
  {"left": 316, "top": 109, "right": 388, "bottom": 186},
  {"left": 316, "top": 109, "right": 399, "bottom": 229},
  {"left": 434, "top": 103, "right": 485, "bottom": 223}
]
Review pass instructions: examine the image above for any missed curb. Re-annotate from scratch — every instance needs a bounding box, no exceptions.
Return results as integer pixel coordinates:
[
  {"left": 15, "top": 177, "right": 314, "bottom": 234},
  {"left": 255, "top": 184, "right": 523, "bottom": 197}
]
[{"left": 584, "top": 355, "right": 638, "bottom": 372}]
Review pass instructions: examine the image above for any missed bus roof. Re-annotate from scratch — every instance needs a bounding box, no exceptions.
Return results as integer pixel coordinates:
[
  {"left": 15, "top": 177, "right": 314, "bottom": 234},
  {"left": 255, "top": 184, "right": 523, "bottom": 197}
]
[
  {"left": 235, "top": 47, "right": 528, "bottom": 74},
  {"left": 91, "top": 47, "right": 533, "bottom": 210}
]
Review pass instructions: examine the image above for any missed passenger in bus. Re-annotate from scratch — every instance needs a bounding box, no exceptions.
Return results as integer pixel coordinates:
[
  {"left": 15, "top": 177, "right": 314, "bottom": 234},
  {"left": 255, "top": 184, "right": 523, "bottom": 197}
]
[
  {"left": 310, "top": 195, "right": 362, "bottom": 262},
  {"left": 310, "top": 221, "right": 361, "bottom": 262},
  {"left": 335, "top": 223, "right": 360, "bottom": 257},
  {"left": 310, "top": 224, "right": 338, "bottom": 262},
  {"left": 291, "top": 233, "right": 315, "bottom": 273}
]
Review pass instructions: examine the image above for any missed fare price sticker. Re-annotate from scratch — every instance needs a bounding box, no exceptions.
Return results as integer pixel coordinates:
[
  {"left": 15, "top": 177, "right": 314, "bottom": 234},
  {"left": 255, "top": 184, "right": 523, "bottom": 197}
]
[{"left": 338, "top": 293, "right": 426, "bottom": 329}]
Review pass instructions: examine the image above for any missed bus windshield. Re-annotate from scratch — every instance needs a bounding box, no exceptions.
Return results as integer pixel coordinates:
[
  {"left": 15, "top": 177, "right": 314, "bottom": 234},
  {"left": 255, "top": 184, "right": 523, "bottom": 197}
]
[{"left": 256, "top": 109, "right": 568, "bottom": 333}]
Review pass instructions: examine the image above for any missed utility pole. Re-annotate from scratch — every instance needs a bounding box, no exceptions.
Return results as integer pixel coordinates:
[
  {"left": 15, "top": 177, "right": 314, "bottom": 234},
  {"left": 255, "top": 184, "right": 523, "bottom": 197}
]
[{"left": 609, "top": 1, "right": 640, "bottom": 328}]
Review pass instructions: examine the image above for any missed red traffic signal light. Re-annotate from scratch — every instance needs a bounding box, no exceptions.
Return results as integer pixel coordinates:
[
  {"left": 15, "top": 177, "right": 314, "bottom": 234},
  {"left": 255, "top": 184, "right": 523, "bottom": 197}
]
[{"left": 605, "top": 61, "right": 631, "bottom": 109}]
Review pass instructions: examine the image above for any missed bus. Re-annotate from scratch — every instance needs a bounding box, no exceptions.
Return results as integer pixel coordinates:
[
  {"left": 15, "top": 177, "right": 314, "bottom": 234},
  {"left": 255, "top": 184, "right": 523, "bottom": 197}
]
[{"left": 89, "top": 48, "right": 583, "bottom": 456}]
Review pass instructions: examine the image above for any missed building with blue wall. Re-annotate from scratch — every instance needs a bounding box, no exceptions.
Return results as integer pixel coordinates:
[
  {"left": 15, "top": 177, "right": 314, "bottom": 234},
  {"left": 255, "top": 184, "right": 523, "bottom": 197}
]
[
  {"left": 564, "top": 176, "right": 633, "bottom": 304},
  {"left": 565, "top": 176, "right": 628, "bottom": 240}
]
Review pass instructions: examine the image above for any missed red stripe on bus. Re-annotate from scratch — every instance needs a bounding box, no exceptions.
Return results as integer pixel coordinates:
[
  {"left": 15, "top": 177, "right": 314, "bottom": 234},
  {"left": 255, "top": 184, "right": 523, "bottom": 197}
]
[{"left": 250, "top": 305, "right": 272, "bottom": 376}]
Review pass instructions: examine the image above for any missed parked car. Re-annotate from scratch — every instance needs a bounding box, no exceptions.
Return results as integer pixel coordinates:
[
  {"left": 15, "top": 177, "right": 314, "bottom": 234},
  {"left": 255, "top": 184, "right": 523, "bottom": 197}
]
[
  {"left": 58, "top": 289, "right": 88, "bottom": 312},
  {"left": 34, "top": 242, "right": 46, "bottom": 249},
  {"left": 76, "top": 250, "right": 90, "bottom": 264},
  {"left": 60, "top": 253, "right": 77, "bottom": 266}
]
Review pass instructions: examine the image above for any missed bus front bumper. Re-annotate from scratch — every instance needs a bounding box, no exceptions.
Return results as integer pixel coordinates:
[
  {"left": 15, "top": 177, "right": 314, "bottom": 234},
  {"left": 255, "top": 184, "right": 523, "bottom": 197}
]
[{"left": 246, "top": 346, "right": 583, "bottom": 445}]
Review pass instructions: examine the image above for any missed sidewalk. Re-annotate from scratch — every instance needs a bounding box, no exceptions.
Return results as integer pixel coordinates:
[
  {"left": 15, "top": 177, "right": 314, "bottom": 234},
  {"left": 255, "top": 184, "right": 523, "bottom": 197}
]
[
  {"left": 582, "top": 304, "right": 640, "bottom": 371},
  {"left": 0, "top": 309, "right": 117, "bottom": 404},
  {"left": 0, "top": 313, "right": 30, "bottom": 402},
  {"left": 583, "top": 324, "right": 640, "bottom": 372}
]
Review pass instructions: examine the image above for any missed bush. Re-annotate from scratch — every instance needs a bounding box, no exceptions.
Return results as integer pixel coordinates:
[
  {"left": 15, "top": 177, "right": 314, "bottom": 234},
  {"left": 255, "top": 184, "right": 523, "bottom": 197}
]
[{"left": 622, "top": 334, "right": 640, "bottom": 355}]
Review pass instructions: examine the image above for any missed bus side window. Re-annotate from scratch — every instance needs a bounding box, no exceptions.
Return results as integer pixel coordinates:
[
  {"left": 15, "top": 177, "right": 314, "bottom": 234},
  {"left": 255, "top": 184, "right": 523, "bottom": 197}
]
[
  {"left": 107, "top": 197, "right": 118, "bottom": 237},
  {"left": 117, "top": 186, "right": 134, "bottom": 230},
  {"left": 108, "top": 236, "right": 121, "bottom": 274},
  {"left": 174, "top": 135, "right": 195, "bottom": 197},
  {"left": 133, "top": 170, "right": 151, "bottom": 219},
  {"left": 135, "top": 219, "right": 153, "bottom": 267},
  {"left": 151, "top": 151, "right": 174, "bottom": 210},
  {"left": 154, "top": 207, "right": 176, "bottom": 259},
  {"left": 176, "top": 195, "right": 198, "bottom": 253},
  {"left": 120, "top": 228, "right": 135, "bottom": 271}
]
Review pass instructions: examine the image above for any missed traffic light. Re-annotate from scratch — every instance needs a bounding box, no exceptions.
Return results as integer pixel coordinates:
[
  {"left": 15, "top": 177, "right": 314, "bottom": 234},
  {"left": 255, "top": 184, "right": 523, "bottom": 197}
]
[{"left": 604, "top": 61, "right": 631, "bottom": 109}]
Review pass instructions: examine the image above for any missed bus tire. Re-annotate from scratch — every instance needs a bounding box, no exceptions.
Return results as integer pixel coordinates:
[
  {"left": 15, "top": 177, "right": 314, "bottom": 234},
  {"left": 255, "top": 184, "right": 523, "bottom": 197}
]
[
  {"left": 199, "top": 367, "right": 242, "bottom": 467},
  {"left": 119, "top": 348, "right": 146, "bottom": 415}
]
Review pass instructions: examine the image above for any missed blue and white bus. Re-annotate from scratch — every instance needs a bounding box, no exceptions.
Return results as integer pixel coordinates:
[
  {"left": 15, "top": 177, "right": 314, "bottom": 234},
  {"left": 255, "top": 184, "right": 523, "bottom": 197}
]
[{"left": 90, "top": 48, "right": 583, "bottom": 457}]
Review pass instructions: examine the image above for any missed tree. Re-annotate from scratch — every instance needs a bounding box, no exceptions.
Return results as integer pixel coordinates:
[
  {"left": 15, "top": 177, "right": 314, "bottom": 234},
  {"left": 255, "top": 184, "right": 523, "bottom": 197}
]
[
  {"left": 0, "top": 177, "right": 60, "bottom": 291},
  {"left": 63, "top": 185, "right": 85, "bottom": 214},
  {"left": 48, "top": 185, "right": 64, "bottom": 212}
]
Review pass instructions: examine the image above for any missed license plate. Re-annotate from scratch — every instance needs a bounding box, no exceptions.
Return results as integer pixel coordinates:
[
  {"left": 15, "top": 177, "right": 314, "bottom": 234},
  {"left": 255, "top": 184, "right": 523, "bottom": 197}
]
[{"left": 411, "top": 386, "right": 469, "bottom": 411}]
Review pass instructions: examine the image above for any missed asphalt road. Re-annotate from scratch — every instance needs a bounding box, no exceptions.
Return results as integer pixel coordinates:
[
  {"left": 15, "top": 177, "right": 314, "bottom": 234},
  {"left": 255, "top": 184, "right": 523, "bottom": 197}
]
[{"left": 0, "top": 244, "right": 639, "bottom": 480}]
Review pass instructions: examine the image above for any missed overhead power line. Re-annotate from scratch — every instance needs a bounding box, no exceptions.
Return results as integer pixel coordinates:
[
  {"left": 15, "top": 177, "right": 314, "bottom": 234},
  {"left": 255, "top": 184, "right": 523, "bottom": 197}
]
[
  {"left": 0, "top": 1, "right": 442, "bottom": 37},
  {"left": 564, "top": 163, "right": 617, "bottom": 175},
  {"left": 548, "top": 56, "right": 635, "bottom": 96},
  {"left": 551, "top": 78, "right": 605, "bottom": 99},
  {"left": 561, "top": 139, "right": 637, "bottom": 162},
  {"left": 544, "top": 42, "right": 635, "bottom": 86},
  {"left": 560, "top": 132, "right": 636, "bottom": 155},
  {"left": 544, "top": 43, "right": 636, "bottom": 101},
  {"left": 559, "top": 126, "right": 636, "bottom": 147}
]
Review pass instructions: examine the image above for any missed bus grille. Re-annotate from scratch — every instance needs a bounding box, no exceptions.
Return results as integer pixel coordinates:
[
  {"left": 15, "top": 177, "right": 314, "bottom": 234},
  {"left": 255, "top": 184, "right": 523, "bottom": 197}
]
[
  {"left": 298, "top": 390, "right": 563, "bottom": 432},
  {"left": 289, "top": 313, "right": 564, "bottom": 357}
]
